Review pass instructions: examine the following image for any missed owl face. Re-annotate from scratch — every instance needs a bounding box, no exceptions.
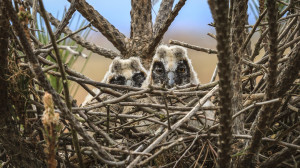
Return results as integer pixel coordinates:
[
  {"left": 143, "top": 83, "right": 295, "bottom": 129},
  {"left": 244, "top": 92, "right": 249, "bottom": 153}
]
[
  {"left": 82, "top": 57, "right": 147, "bottom": 106},
  {"left": 103, "top": 57, "right": 147, "bottom": 88},
  {"left": 144, "top": 45, "right": 199, "bottom": 88}
]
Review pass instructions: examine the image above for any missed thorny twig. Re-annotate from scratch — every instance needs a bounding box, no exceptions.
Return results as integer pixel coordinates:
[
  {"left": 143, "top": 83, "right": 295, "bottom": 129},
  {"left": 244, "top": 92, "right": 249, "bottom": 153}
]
[{"left": 2, "top": 0, "right": 300, "bottom": 167}]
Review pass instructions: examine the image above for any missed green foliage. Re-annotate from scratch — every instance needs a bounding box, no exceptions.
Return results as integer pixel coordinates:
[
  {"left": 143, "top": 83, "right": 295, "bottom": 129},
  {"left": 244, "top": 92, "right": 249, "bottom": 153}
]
[{"left": 35, "top": 13, "right": 92, "bottom": 96}]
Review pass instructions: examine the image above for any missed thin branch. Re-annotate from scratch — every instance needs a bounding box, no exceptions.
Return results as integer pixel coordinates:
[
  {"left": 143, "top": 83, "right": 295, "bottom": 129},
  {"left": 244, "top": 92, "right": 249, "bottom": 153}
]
[
  {"left": 169, "top": 39, "right": 218, "bottom": 54},
  {"left": 173, "top": 133, "right": 199, "bottom": 168},
  {"left": 53, "top": 0, "right": 76, "bottom": 39},
  {"left": 46, "top": 12, "right": 120, "bottom": 59},
  {"left": 138, "top": 137, "right": 184, "bottom": 166},
  {"left": 126, "top": 85, "right": 219, "bottom": 168},
  {"left": 208, "top": 98, "right": 280, "bottom": 131},
  {"left": 35, "top": 45, "right": 87, "bottom": 58},
  {"left": 207, "top": 32, "right": 216, "bottom": 39},
  {"left": 30, "top": 0, "right": 38, "bottom": 33},
  {"left": 260, "top": 136, "right": 300, "bottom": 168},
  {"left": 242, "top": 9, "right": 267, "bottom": 51},
  {"left": 210, "top": 65, "right": 218, "bottom": 83},
  {"left": 43, "top": 22, "right": 91, "bottom": 49},
  {"left": 77, "top": 110, "right": 119, "bottom": 146},
  {"left": 240, "top": 1, "right": 279, "bottom": 166},
  {"left": 119, "top": 102, "right": 219, "bottom": 111},
  {"left": 38, "top": 1, "right": 84, "bottom": 167},
  {"left": 4, "top": 0, "right": 116, "bottom": 163}
]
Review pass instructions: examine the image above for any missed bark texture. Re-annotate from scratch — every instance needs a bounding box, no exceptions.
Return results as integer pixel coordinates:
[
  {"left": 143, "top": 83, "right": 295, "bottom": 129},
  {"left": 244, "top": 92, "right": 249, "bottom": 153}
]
[
  {"left": 128, "top": 0, "right": 153, "bottom": 68},
  {"left": 230, "top": 0, "right": 248, "bottom": 135},
  {"left": 71, "top": 0, "right": 127, "bottom": 55},
  {"left": 0, "top": 1, "right": 44, "bottom": 167},
  {"left": 240, "top": 0, "right": 279, "bottom": 166},
  {"left": 208, "top": 0, "right": 233, "bottom": 167},
  {"left": 153, "top": 0, "right": 174, "bottom": 36}
]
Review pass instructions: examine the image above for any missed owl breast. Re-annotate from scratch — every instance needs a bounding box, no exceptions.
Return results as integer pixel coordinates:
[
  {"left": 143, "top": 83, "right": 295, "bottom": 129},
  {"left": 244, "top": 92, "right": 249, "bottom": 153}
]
[{"left": 139, "top": 45, "right": 215, "bottom": 130}]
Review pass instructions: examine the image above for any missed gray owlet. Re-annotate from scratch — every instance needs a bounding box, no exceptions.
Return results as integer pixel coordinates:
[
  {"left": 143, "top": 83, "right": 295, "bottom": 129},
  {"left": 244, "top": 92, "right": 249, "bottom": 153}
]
[
  {"left": 141, "top": 45, "right": 215, "bottom": 128},
  {"left": 82, "top": 57, "right": 147, "bottom": 115}
]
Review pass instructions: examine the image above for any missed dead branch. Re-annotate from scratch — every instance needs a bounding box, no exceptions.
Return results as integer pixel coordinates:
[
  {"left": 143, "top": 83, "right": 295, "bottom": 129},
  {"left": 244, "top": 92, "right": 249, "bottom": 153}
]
[
  {"left": 169, "top": 39, "right": 218, "bottom": 54},
  {"left": 1, "top": 0, "right": 299, "bottom": 167},
  {"left": 240, "top": 1, "right": 279, "bottom": 166},
  {"left": 70, "top": 0, "right": 127, "bottom": 55},
  {"left": 153, "top": 0, "right": 175, "bottom": 36},
  {"left": 208, "top": 0, "right": 233, "bottom": 167}
]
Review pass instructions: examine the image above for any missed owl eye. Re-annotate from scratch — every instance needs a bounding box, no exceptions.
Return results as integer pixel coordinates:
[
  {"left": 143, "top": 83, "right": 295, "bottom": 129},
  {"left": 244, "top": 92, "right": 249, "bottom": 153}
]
[
  {"left": 155, "top": 68, "right": 164, "bottom": 74},
  {"left": 109, "top": 76, "right": 126, "bottom": 85},
  {"left": 178, "top": 67, "right": 186, "bottom": 73}
]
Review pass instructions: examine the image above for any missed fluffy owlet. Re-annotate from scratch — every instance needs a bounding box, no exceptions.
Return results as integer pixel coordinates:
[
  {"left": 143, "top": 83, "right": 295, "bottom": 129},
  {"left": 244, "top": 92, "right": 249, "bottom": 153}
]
[
  {"left": 82, "top": 57, "right": 147, "bottom": 110},
  {"left": 141, "top": 45, "right": 215, "bottom": 128},
  {"left": 143, "top": 45, "right": 199, "bottom": 88}
]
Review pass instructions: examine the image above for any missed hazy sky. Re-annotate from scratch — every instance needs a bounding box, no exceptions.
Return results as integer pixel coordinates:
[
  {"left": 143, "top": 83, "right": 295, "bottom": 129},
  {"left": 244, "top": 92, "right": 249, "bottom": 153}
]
[
  {"left": 41, "top": 0, "right": 258, "bottom": 103},
  {"left": 43, "top": 0, "right": 256, "bottom": 35}
]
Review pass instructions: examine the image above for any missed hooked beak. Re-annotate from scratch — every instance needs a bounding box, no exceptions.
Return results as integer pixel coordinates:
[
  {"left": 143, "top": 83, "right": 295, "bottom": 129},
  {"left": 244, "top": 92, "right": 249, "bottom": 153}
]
[
  {"left": 126, "top": 80, "right": 132, "bottom": 86},
  {"left": 167, "top": 71, "right": 175, "bottom": 88}
]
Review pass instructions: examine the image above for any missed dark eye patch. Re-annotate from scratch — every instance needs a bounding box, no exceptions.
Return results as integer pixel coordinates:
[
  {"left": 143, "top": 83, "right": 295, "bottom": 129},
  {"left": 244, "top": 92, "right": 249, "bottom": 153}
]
[
  {"left": 176, "top": 60, "right": 188, "bottom": 73},
  {"left": 152, "top": 61, "right": 165, "bottom": 75},
  {"left": 109, "top": 75, "right": 126, "bottom": 85},
  {"left": 152, "top": 61, "right": 166, "bottom": 85},
  {"left": 175, "top": 60, "right": 190, "bottom": 85},
  {"left": 132, "top": 72, "right": 146, "bottom": 87}
]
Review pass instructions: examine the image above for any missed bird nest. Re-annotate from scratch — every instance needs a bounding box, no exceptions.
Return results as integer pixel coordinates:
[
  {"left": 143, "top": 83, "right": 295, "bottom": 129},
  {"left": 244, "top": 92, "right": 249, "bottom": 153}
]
[
  {"left": 12, "top": 66, "right": 299, "bottom": 167},
  {"left": 2, "top": 0, "right": 300, "bottom": 167},
  {"left": 74, "top": 83, "right": 219, "bottom": 167}
]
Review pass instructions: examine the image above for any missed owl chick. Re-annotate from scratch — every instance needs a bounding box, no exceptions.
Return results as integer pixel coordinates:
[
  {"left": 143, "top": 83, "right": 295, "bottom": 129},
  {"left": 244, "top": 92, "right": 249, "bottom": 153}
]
[
  {"left": 82, "top": 57, "right": 147, "bottom": 107},
  {"left": 142, "top": 45, "right": 215, "bottom": 128},
  {"left": 143, "top": 45, "right": 199, "bottom": 88}
]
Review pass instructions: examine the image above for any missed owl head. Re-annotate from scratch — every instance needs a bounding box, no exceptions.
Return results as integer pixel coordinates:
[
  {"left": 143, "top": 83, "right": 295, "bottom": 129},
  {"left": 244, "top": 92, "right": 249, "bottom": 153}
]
[
  {"left": 82, "top": 57, "right": 147, "bottom": 106},
  {"left": 102, "top": 57, "right": 147, "bottom": 87},
  {"left": 143, "top": 45, "right": 199, "bottom": 88}
]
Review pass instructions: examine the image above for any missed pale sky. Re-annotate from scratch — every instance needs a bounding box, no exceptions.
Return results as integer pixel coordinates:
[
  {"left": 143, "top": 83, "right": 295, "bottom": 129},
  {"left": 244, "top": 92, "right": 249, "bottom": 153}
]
[
  {"left": 43, "top": 0, "right": 256, "bottom": 35},
  {"left": 41, "top": 0, "right": 258, "bottom": 103}
]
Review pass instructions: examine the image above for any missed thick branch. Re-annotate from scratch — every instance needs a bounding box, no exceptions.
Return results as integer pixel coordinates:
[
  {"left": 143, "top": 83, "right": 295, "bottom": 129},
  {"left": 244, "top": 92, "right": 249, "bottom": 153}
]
[
  {"left": 208, "top": 0, "right": 233, "bottom": 167},
  {"left": 146, "top": 0, "right": 186, "bottom": 56},
  {"left": 274, "top": 42, "right": 300, "bottom": 97},
  {"left": 128, "top": 0, "right": 153, "bottom": 65},
  {"left": 0, "top": 1, "right": 9, "bottom": 121},
  {"left": 70, "top": 0, "right": 127, "bottom": 55},
  {"left": 153, "top": 0, "right": 174, "bottom": 36},
  {"left": 231, "top": 0, "right": 248, "bottom": 134}
]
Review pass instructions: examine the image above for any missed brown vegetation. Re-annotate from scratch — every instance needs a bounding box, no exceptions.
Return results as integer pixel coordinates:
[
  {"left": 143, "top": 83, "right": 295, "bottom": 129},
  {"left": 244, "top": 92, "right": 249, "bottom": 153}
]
[{"left": 0, "top": 0, "right": 299, "bottom": 167}]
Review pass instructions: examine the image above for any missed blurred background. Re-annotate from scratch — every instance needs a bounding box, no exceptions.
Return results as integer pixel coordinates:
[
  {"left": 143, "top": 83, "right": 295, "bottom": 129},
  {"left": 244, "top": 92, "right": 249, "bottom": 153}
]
[{"left": 43, "top": 0, "right": 258, "bottom": 104}]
